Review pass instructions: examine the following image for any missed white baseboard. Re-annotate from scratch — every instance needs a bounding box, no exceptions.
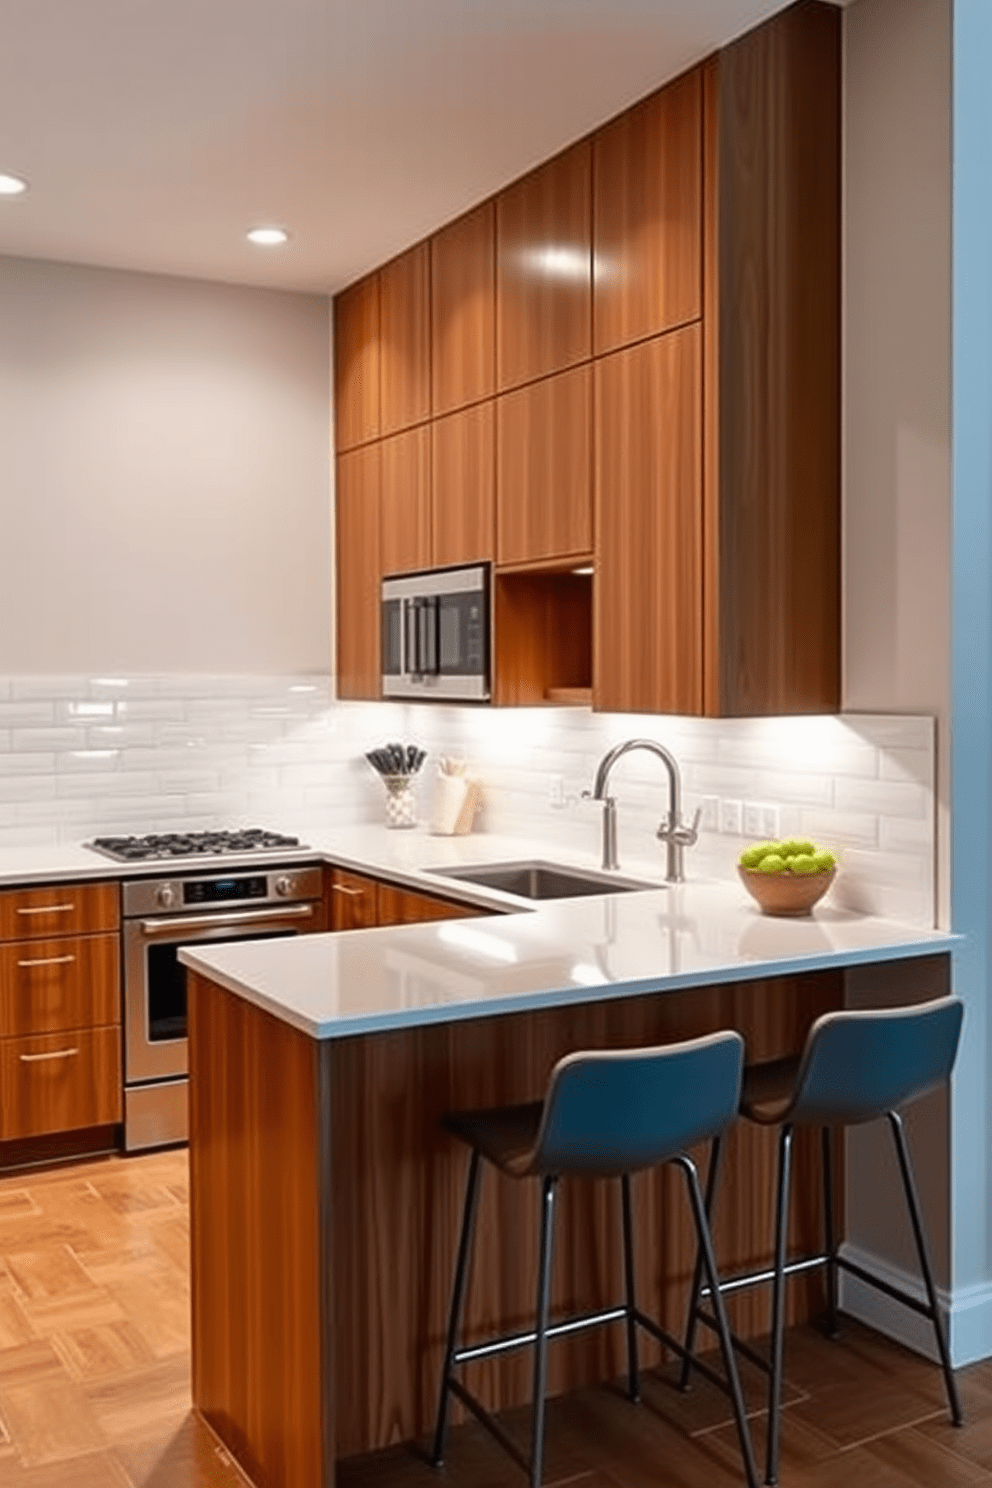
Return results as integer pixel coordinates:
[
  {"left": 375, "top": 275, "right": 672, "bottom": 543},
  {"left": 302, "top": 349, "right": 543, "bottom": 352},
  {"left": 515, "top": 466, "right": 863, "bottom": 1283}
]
[{"left": 838, "top": 1242, "right": 992, "bottom": 1367}]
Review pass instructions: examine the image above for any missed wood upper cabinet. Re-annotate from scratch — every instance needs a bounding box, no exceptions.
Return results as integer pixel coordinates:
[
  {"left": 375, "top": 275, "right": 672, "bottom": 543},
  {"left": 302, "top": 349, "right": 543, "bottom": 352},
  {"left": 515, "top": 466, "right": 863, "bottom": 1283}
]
[
  {"left": 334, "top": 275, "right": 381, "bottom": 450},
  {"left": 431, "top": 202, "right": 496, "bottom": 416},
  {"left": 594, "top": 325, "right": 703, "bottom": 716},
  {"left": 336, "top": 444, "right": 381, "bottom": 701},
  {"left": 431, "top": 401, "right": 495, "bottom": 567},
  {"left": 496, "top": 365, "right": 592, "bottom": 566},
  {"left": 593, "top": 66, "right": 702, "bottom": 355},
  {"left": 380, "top": 426, "right": 431, "bottom": 576},
  {"left": 379, "top": 243, "right": 430, "bottom": 436},
  {"left": 496, "top": 140, "right": 592, "bottom": 391}
]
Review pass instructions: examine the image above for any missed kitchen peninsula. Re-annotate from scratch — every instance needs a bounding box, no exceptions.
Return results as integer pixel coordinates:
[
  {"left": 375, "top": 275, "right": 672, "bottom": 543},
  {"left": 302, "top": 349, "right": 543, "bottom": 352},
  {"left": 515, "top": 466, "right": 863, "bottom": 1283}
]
[{"left": 180, "top": 880, "right": 955, "bottom": 1488}]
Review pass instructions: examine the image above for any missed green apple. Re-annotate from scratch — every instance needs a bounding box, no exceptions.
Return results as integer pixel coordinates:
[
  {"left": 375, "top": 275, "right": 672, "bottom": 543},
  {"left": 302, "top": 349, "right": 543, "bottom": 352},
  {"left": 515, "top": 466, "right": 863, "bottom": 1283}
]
[
  {"left": 739, "top": 842, "right": 779, "bottom": 869},
  {"left": 756, "top": 853, "right": 787, "bottom": 874}
]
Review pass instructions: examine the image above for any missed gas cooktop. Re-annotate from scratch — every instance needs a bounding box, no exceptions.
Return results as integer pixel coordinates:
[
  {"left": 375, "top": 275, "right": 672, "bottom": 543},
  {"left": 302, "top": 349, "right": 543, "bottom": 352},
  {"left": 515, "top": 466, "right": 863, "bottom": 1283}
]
[{"left": 85, "top": 828, "right": 307, "bottom": 864}]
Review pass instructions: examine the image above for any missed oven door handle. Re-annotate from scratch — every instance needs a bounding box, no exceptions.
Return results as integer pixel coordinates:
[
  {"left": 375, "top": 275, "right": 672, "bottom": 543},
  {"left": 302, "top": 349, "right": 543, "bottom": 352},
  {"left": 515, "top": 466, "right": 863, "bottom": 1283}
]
[{"left": 138, "top": 905, "right": 315, "bottom": 935}]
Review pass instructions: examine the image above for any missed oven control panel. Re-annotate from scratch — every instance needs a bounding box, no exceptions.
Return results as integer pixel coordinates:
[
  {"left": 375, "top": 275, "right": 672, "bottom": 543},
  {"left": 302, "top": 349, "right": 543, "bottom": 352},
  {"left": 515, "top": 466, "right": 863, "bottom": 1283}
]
[{"left": 122, "top": 865, "right": 323, "bottom": 917}]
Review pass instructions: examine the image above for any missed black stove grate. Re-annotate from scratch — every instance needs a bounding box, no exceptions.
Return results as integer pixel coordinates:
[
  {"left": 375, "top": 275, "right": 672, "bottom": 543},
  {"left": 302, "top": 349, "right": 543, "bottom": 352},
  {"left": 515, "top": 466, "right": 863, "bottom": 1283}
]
[{"left": 87, "top": 828, "right": 304, "bottom": 863}]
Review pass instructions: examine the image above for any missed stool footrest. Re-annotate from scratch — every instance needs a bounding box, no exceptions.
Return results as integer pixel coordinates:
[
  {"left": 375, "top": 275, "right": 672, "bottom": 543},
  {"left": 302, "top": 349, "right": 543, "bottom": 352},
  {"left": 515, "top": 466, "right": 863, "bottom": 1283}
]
[
  {"left": 698, "top": 1251, "right": 827, "bottom": 1298},
  {"left": 453, "top": 1305, "right": 628, "bottom": 1367}
]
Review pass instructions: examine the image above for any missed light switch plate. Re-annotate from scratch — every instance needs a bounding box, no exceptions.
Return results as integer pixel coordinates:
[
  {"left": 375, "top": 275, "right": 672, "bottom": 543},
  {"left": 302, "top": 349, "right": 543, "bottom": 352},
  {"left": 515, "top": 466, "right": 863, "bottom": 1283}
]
[
  {"left": 743, "top": 802, "right": 763, "bottom": 837},
  {"left": 720, "top": 798, "right": 743, "bottom": 835},
  {"left": 761, "top": 803, "right": 781, "bottom": 838},
  {"left": 700, "top": 795, "right": 720, "bottom": 831}
]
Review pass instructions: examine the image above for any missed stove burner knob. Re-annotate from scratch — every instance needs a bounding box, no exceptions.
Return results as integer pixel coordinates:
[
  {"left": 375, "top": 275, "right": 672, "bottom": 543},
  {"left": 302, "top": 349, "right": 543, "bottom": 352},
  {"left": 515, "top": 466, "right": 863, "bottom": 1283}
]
[
  {"left": 156, "top": 885, "right": 176, "bottom": 909},
  {"left": 274, "top": 875, "right": 293, "bottom": 898}
]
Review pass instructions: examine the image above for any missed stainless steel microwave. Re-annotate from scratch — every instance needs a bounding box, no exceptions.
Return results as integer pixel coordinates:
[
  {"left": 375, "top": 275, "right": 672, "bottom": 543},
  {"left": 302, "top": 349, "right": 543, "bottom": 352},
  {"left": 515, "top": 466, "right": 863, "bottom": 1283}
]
[{"left": 381, "top": 564, "right": 490, "bottom": 701}]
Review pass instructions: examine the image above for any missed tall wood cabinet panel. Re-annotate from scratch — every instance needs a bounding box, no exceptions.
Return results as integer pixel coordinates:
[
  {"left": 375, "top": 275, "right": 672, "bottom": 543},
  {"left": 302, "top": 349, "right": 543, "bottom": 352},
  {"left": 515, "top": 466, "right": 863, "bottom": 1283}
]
[
  {"left": 593, "top": 67, "right": 702, "bottom": 356},
  {"left": 334, "top": 275, "right": 381, "bottom": 451},
  {"left": 431, "top": 401, "right": 495, "bottom": 567},
  {"left": 496, "top": 365, "right": 592, "bottom": 566},
  {"left": 594, "top": 326, "right": 703, "bottom": 716},
  {"left": 380, "top": 426, "right": 431, "bottom": 576},
  {"left": 336, "top": 444, "right": 381, "bottom": 701},
  {"left": 431, "top": 202, "right": 496, "bottom": 416},
  {"left": 379, "top": 243, "right": 431, "bottom": 436},
  {"left": 496, "top": 140, "right": 592, "bottom": 391},
  {"left": 705, "top": 0, "right": 840, "bottom": 715}
]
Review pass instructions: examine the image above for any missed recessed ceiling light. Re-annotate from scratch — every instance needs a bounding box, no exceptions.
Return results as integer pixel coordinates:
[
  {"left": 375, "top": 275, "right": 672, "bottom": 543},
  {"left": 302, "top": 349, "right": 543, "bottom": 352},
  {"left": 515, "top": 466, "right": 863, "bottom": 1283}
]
[
  {"left": 0, "top": 173, "right": 28, "bottom": 197},
  {"left": 247, "top": 225, "right": 289, "bottom": 247}
]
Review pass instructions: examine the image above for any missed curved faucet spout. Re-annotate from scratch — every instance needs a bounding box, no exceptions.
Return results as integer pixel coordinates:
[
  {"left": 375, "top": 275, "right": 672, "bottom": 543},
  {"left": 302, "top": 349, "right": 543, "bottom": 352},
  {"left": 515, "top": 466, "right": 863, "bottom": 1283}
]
[{"left": 589, "top": 738, "right": 697, "bottom": 883}]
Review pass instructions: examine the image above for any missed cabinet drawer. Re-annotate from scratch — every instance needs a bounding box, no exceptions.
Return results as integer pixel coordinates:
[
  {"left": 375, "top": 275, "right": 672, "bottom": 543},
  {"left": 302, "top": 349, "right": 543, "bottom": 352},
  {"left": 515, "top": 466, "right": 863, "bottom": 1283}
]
[
  {"left": 0, "top": 882, "right": 119, "bottom": 941},
  {"left": 0, "top": 933, "right": 120, "bottom": 1037},
  {"left": 0, "top": 1026, "right": 122, "bottom": 1140}
]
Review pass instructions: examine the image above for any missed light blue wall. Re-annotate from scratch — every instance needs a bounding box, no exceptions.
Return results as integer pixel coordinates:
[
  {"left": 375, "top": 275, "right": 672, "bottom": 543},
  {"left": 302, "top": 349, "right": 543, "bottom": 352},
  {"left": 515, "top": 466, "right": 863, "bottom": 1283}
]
[{"left": 950, "top": 0, "right": 992, "bottom": 1363}]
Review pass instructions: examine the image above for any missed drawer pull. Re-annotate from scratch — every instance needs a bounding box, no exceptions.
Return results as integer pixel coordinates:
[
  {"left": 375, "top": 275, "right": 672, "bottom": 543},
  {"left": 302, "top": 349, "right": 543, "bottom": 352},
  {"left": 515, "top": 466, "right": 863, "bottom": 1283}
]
[
  {"left": 332, "top": 884, "right": 365, "bottom": 897},
  {"left": 19, "top": 1046, "right": 79, "bottom": 1063},
  {"left": 16, "top": 904, "right": 75, "bottom": 916},
  {"left": 16, "top": 954, "right": 76, "bottom": 969}
]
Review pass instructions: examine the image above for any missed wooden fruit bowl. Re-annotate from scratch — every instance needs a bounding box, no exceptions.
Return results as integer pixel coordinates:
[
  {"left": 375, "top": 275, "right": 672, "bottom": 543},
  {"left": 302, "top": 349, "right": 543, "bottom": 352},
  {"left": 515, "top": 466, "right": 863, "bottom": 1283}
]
[{"left": 738, "top": 865, "right": 836, "bottom": 917}]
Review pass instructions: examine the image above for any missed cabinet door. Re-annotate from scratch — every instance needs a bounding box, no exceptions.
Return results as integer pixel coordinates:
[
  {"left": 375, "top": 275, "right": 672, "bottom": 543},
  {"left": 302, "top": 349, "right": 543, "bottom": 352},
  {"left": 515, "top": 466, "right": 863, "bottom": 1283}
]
[
  {"left": 431, "top": 401, "right": 495, "bottom": 567},
  {"left": 496, "top": 365, "right": 592, "bottom": 566},
  {"left": 330, "top": 870, "right": 379, "bottom": 932},
  {"left": 593, "top": 67, "right": 702, "bottom": 355},
  {"left": 0, "top": 934, "right": 120, "bottom": 1038},
  {"left": 496, "top": 139, "right": 591, "bottom": 391},
  {"left": 381, "top": 426, "right": 431, "bottom": 577},
  {"left": 0, "top": 1026, "right": 122, "bottom": 1139},
  {"left": 431, "top": 202, "right": 495, "bottom": 416},
  {"left": 334, "top": 275, "right": 381, "bottom": 451},
  {"left": 336, "top": 445, "right": 381, "bottom": 701},
  {"left": 380, "top": 243, "right": 430, "bottom": 436},
  {"left": 376, "top": 885, "right": 479, "bottom": 926},
  {"left": 594, "top": 325, "right": 703, "bottom": 715}
]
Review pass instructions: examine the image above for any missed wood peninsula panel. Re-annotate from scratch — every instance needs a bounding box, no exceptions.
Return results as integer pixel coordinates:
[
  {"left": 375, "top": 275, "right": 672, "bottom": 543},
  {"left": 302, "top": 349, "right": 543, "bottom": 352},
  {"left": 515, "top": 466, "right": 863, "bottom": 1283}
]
[
  {"left": 379, "top": 243, "right": 431, "bottom": 436},
  {"left": 380, "top": 425, "right": 431, "bottom": 576},
  {"left": 711, "top": 0, "right": 841, "bottom": 714},
  {"left": 0, "top": 933, "right": 119, "bottom": 1037},
  {"left": 594, "top": 325, "right": 703, "bottom": 715},
  {"left": 330, "top": 870, "right": 379, "bottom": 932},
  {"left": 188, "top": 974, "right": 327, "bottom": 1488},
  {"left": 593, "top": 66, "right": 703, "bottom": 355},
  {"left": 0, "top": 1025, "right": 121, "bottom": 1139},
  {"left": 431, "top": 400, "right": 495, "bottom": 567},
  {"left": 334, "top": 274, "right": 381, "bottom": 451},
  {"left": 336, "top": 444, "right": 381, "bottom": 701},
  {"left": 0, "top": 881, "right": 119, "bottom": 942},
  {"left": 496, "top": 139, "right": 592, "bottom": 390},
  {"left": 330, "top": 968, "right": 843, "bottom": 1456},
  {"left": 431, "top": 202, "right": 496, "bottom": 416},
  {"left": 496, "top": 364, "right": 592, "bottom": 566},
  {"left": 376, "top": 884, "right": 480, "bottom": 926}
]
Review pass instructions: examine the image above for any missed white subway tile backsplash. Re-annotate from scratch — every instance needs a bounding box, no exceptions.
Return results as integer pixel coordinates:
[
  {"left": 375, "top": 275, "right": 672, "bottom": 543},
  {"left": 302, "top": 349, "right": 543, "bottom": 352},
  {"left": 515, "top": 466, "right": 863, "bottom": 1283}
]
[{"left": 834, "top": 776, "right": 927, "bottom": 820}]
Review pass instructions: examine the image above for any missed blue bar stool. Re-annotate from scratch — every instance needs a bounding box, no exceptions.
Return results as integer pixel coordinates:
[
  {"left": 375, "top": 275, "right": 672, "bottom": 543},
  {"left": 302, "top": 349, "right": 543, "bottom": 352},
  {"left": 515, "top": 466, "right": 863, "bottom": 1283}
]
[
  {"left": 680, "top": 996, "right": 964, "bottom": 1485},
  {"left": 431, "top": 1032, "right": 759, "bottom": 1488}
]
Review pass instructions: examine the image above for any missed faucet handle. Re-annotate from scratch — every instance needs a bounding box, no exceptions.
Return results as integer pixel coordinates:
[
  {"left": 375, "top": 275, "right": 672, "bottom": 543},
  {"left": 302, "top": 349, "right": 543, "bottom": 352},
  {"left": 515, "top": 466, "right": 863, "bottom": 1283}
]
[{"left": 657, "top": 806, "right": 701, "bottom": 849}]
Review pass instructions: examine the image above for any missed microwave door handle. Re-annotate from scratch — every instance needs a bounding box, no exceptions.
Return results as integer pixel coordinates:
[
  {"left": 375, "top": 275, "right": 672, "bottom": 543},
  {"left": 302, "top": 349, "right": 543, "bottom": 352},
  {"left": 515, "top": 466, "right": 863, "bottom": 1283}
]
[
  {"left": 405, "top": 598, "right": 419, "bottom": 677},
  {"left": 424, "top": 596, "right": 439, "bottom": 674},
  {"left": 417, "top": 599, "right": 430, "bottom": 676}
]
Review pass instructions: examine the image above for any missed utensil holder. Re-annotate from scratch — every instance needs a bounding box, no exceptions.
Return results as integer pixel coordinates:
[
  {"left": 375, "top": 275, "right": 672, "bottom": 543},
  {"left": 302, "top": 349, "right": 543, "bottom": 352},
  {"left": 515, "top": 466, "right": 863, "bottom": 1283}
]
[{"left": 383, "top": 775, "right": 417, "bottom": 829}]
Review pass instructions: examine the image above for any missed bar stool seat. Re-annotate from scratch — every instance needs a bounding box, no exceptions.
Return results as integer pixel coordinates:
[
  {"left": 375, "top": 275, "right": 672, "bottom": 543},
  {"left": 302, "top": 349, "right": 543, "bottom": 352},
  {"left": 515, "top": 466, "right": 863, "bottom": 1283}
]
[
  {"left": 681, "top": 996, "right": 965, "bottom": 1486},
  {"left": 431, "top": 1033, "right": 759, "bottom": 1488}
]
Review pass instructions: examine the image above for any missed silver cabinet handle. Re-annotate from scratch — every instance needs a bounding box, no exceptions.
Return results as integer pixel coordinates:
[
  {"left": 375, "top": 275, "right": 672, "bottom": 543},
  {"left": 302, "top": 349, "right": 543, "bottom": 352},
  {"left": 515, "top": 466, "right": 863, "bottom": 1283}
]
[
  {"left": 19, "top": 1047, "right": 79, "bottom": 1063},
  {"left": 16, "top": 954, "right": 76, "bottom": 969},
  {"left": 332, "top": 884, "right": 365, "bottom": 897},
  {"left": 139, "top": 904, "right": 314, "bottom": 935},
  {"left": 16, "top": 903, "right": 75, "bottom": 916}
]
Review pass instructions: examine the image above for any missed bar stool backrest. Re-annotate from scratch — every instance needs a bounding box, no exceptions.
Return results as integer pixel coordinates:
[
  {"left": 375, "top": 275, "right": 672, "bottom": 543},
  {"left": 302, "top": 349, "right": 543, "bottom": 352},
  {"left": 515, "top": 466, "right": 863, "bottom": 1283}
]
[
  {"left": 788, "top": 996, "right": 963, "bottom": 1127},
  {"left": 524, "top": 1031, "right": 745, "bottom": 1178}
]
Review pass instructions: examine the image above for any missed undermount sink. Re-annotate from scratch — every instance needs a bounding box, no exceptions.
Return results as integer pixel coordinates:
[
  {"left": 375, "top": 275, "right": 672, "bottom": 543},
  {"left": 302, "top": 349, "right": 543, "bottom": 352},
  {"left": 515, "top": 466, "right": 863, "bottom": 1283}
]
[{"left": 430, "top": 860, "right": 660, "bottom": 901}]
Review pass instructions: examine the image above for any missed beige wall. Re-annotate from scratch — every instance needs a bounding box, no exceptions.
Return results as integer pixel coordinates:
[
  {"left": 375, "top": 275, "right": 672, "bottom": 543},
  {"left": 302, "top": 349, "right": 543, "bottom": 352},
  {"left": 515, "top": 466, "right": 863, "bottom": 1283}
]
[
  {"left": 0, "top": 256, "right": 331, "bottom": 674},
  {"left": 843, "top": 0, "right": 952, "bottom": 926}
]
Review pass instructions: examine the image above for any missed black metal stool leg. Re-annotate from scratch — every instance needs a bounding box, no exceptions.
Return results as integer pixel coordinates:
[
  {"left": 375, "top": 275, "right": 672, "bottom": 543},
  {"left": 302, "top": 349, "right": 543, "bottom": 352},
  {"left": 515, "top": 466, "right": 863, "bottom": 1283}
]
[
  {"left": 821, "top": 1125, "right": 839, "bottom": 1339},
  {"left": 530, "top": 1176, "right": 559, "bottom": 1488},
  {"left": 678, "top": 1133, "right": 723, "bottom": 1391},
  {"left": 887, "top": 1110, "right": 963, "bottom": 1427},
  {"left": 620, "top": 1173, "right": 640, "bottom": 1402},
  {"left": 432, "top": 1149, "right": 482, "bottom": 1467},
  {"left": 766, "top": 1124, "right": 793, "bottom": 1486},
  {"left": 677, "top": 1154, "right": 759, "bottom": 1488}
]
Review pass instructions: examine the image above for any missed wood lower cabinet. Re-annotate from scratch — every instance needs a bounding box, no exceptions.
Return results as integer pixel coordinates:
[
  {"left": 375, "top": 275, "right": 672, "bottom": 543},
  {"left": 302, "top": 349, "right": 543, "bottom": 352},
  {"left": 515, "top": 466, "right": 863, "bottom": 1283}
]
[
  {"left": 332, "top": 870, "right": 486, "bottom": 931},
  {"left": 330, "top": 870, "right": 379, "bottom": 932},
  {"left": 336, "top": 443, "right": 381, "bottom": 701},
  {"left": 375, "top": 883, "right": 478, "bottom": 926},
  {"left": 595, "top": 325, "right": 703, "bottom": 715},
  {"left": 0, "top": 879, "right": 122, "bottom": 1146}
]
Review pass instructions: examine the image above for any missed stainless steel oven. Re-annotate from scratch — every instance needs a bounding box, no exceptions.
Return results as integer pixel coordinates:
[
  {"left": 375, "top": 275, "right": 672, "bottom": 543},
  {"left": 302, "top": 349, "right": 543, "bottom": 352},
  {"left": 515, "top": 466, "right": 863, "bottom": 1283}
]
[
  {"left": 121, "top": 864, "right": 323, "bottom": 1151},
  {"left": 381, "top": 563, "right": 489, "bottom": 701}
]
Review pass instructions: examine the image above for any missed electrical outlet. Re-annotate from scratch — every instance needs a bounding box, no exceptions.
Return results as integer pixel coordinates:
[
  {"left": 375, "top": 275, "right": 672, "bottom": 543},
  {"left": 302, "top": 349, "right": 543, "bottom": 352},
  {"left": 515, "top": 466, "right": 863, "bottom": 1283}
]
[
  {"left": 742, "top": 801, "right": 763, "bottom": 838},
  {"left": 700, "top": 795, "right": 720, "bottom": 831},
  {"left": 720, "top": 798, "right": 743, "bottom": 835},
  {"left": 548, "top": 774, "right": 565, "bottom": 808},
  {"left": 761, "top": 803, "right": 781, "bottom": 838}
]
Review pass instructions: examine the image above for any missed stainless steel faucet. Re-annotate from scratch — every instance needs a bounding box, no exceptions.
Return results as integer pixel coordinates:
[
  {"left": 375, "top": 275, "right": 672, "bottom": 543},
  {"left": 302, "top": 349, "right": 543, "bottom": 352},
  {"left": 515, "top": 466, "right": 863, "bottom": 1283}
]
[{"left": 586, "top": 738, "right": 701, "bottom": 882}]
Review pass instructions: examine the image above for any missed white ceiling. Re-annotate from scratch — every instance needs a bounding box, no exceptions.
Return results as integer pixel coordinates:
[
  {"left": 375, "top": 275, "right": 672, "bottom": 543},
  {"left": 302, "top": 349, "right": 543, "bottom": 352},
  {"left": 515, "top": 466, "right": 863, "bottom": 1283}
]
[{"left": 0, "top": 0, "right": 839, "bottom": 296}]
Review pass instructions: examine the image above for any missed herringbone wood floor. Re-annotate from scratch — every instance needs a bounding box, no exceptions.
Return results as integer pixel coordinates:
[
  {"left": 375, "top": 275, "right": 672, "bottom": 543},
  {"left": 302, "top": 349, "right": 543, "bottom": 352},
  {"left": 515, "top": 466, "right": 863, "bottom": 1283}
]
[{"left": 0, "top": 1149, "right": 988, "bottom": 1486}]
